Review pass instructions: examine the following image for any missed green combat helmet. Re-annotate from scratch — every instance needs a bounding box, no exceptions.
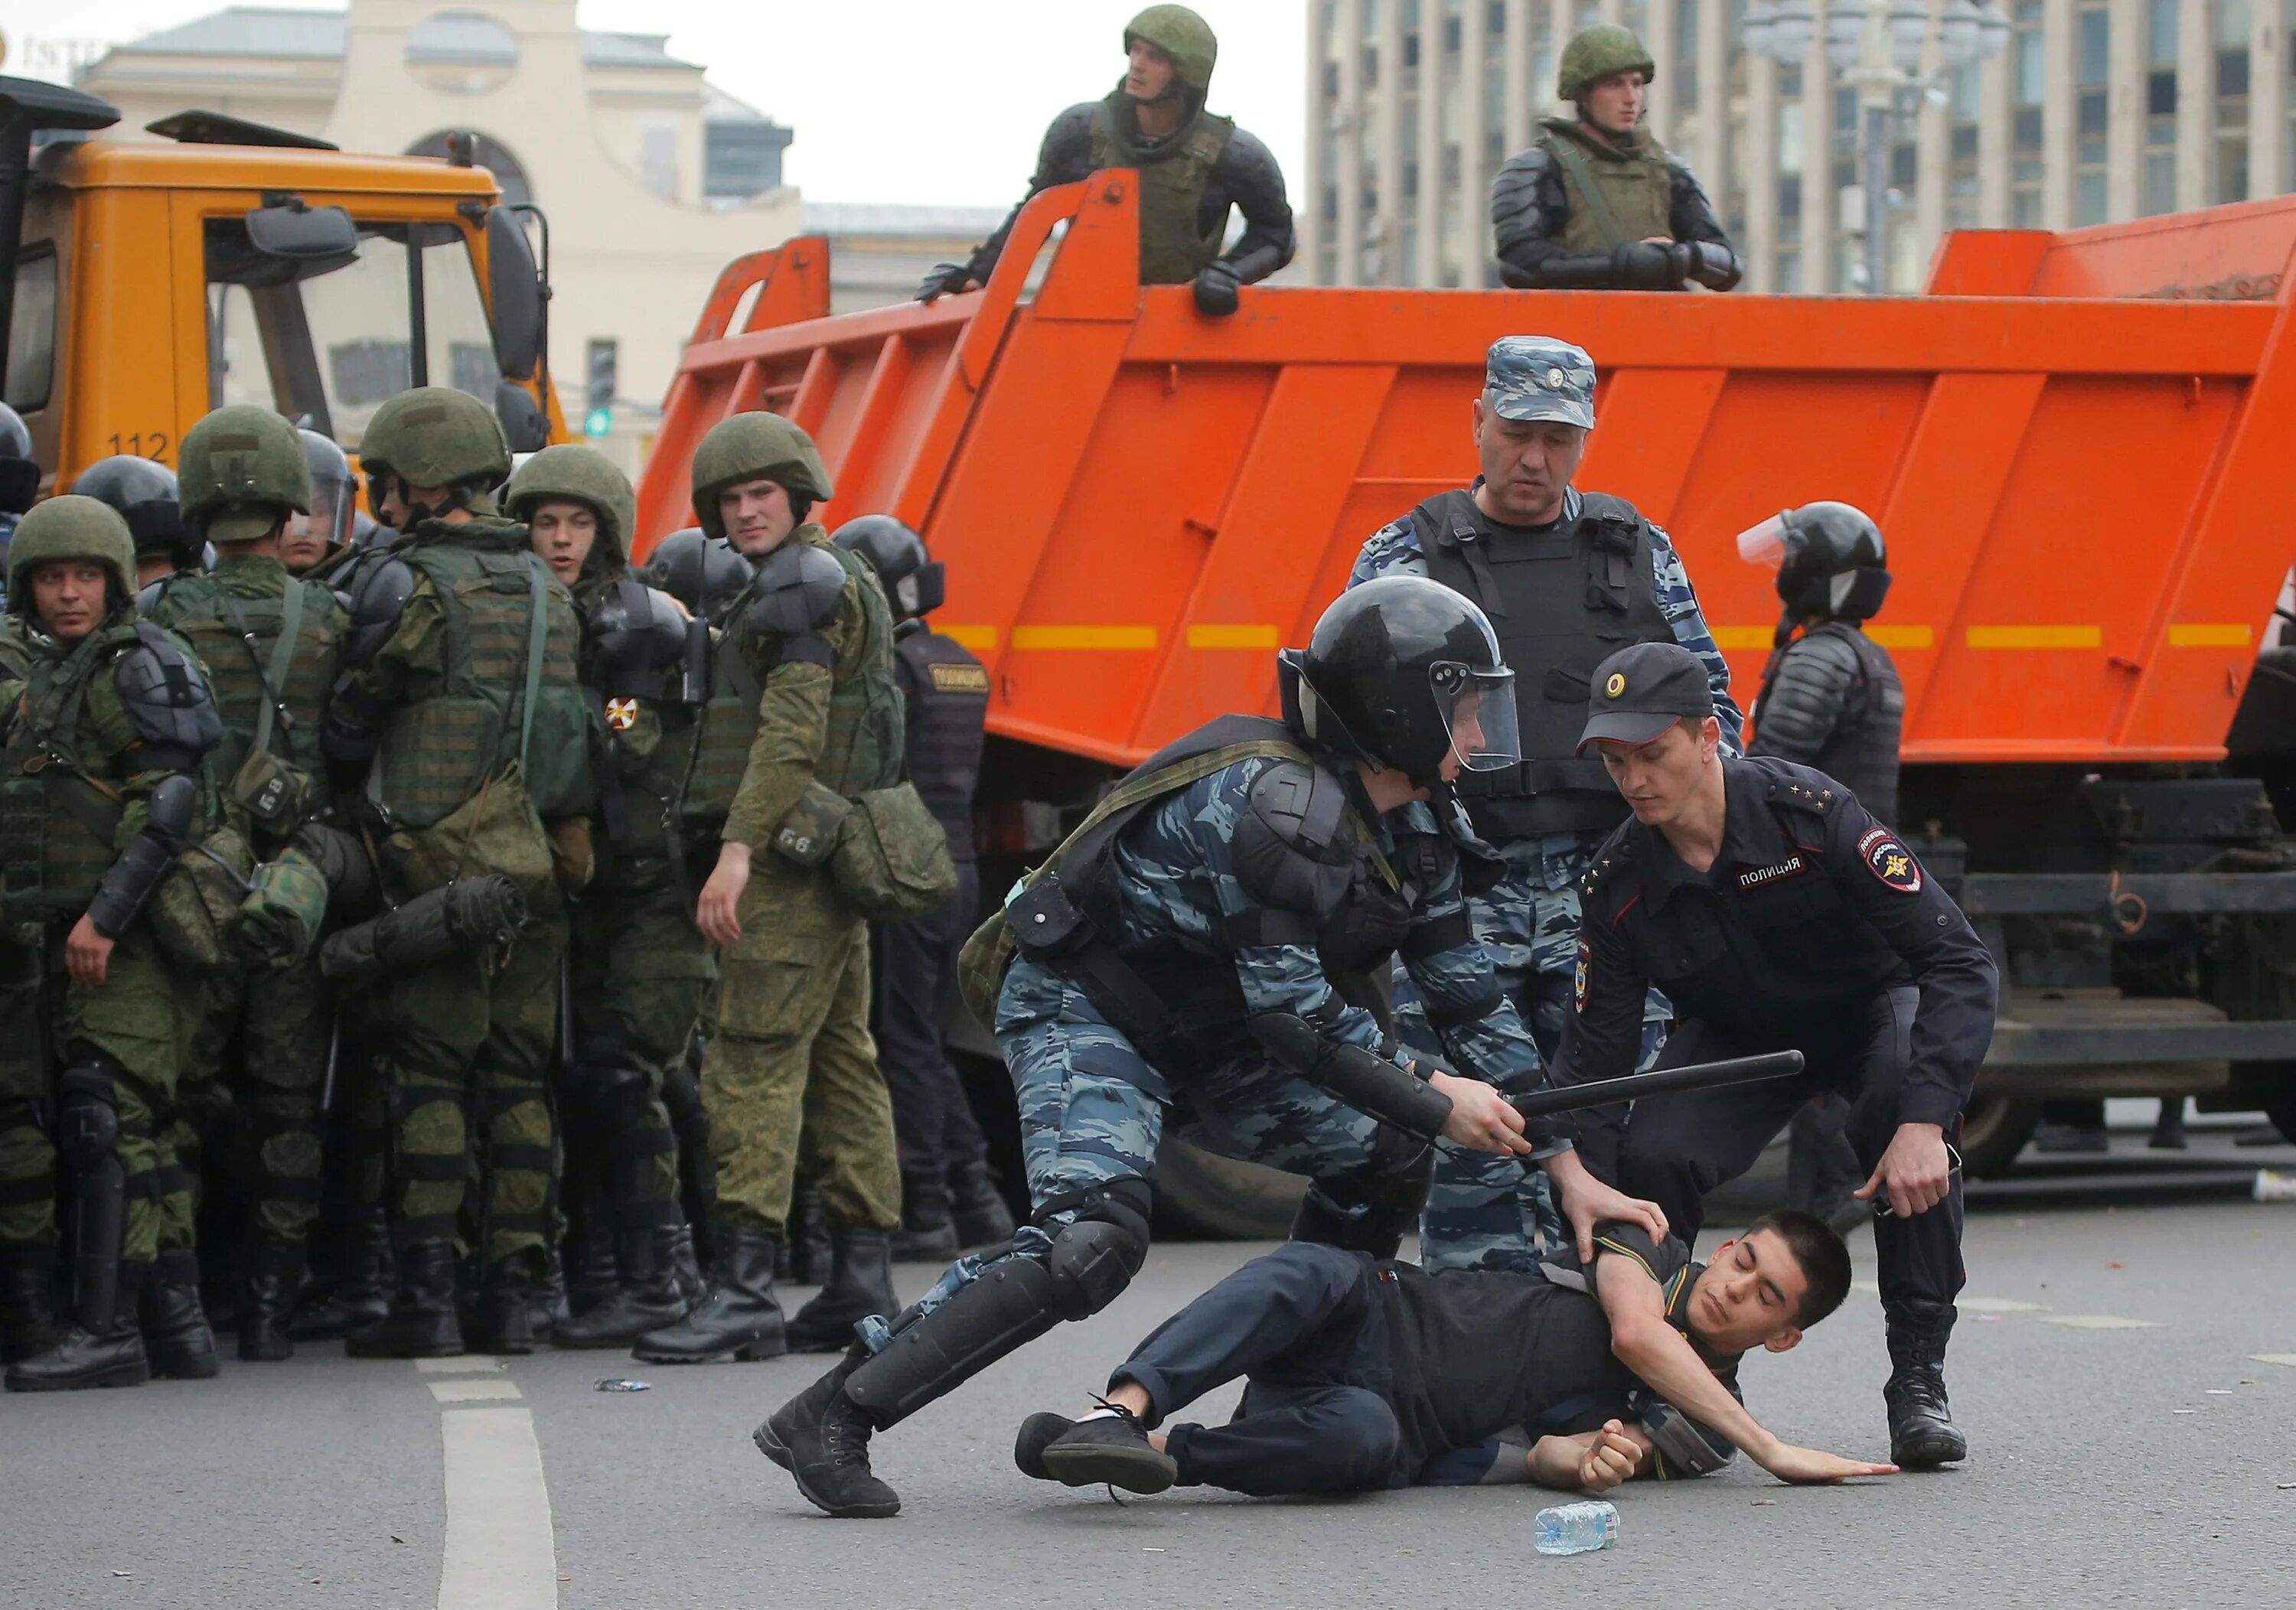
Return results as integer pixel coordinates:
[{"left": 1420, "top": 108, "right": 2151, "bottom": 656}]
[
  {"left": 360, "top": 386, "right": 511, "bottom": 494},
  {"left": 504, "top": 444, "right": 638, "bottom": 562},
  {"left": 6, "top": 494, "right": 138, "bottom": 613},
  {"left": 689, "top": 412, "right": 834, "bottom": 539},
  {"left": 178, "top": 406, "right": 313, "bottom": 543},
  {"left": 1557, "top": 24, "right": 1655, "bottom": 103},
  {"left": 1124, "top": 4, "right": 1218, "bottom": 95}
]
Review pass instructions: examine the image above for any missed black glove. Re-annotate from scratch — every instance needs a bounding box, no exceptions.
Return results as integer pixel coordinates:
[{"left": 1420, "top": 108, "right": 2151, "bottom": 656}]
[
  {"left": 1612, "top": 240, "right": 1692, "bottom": 291},
  {"left": 1192, "top": 260, "right": 1243, "bottom": 317},
  {"left": 913, "top": 262, "right": 975, "bottom": 303}
]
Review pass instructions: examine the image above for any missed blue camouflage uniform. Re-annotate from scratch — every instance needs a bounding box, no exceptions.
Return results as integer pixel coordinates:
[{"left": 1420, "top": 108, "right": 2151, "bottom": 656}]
[
  {"left": 863, "top": 754, "right": 1565, "bottom": 1347},
  {"left": 1346, "top": 336, "right": 1742, "bottom": 1273}
]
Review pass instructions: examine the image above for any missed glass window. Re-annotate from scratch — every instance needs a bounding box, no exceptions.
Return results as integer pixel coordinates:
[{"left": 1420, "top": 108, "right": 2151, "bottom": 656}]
[
  {"left": 2078, "top": 8, "right": 2108, "bottom": 85},
  {"left": 2076, "top": 170, "right": 2107, "bottom": 223},
  {"left": 2144, "top": 149, "right": 2177, "bottom": 213},
  {"left": 5, "top": 246, "right": 55, "bottom": 412},
  {"left": 2217, "top": 0, "right": 2251, "bottom": 47},
  {"left": 2218, "top": 135, "right": 2249, "bottom": 201},
  {"left": 2149, "top": 0, "right": 2179, "bottom": 64},
  {"left": 2015, "top": 28, "right": 2044, "bottom": 104}
]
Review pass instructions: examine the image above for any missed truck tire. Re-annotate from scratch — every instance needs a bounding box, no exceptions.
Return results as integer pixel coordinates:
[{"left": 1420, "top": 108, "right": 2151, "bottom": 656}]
[
  {"left": 1151, "top": 1129, "right": 1307, "bottom": 1240},
  {"left": 1957, "top": 1094, "right": 2041, "bottom": 1179}
]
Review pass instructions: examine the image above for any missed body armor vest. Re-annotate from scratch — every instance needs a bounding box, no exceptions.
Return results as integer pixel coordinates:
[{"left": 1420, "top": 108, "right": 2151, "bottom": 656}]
[
  {"left": 1414, "top": 487, "right": 1671, "bottom": 840},
  {"left": 2, "top": 621, "right": 156, "bottom": 917},
  {"left": 370, "top": 520, "right": 592, "bottom": 830},
  {"left": 895, "top": 624, "right": 988, "bottom": 862},
  {"left": 1757, "top": 621, "right": 1905, "bottom": 826},
  {"left": 146, "top": 564, "right": 340, "bottom": 789},
  {"left": 1540, "top": 119, "right": 1675, "bottom": 253},
  {"left": 1091, "top": 95, "right": 1234, "bottom": 284}
]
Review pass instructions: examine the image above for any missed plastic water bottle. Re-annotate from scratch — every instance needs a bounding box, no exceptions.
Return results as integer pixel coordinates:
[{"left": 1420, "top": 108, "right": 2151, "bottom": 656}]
[{"left": 1533, "top": 1500, "right": 1619, "bottom": 1556}]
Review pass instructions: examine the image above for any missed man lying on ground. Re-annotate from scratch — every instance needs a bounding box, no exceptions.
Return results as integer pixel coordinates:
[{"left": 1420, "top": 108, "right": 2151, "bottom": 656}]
[{"left": 1014, "top": 1210, "right": 1895, "bottom": 1497}]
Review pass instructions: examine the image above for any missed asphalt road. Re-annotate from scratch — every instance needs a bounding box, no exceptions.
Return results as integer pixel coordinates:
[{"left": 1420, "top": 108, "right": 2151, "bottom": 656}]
[{"left": 8, "top": 1127, "right": 2294, "bottom": 1610}]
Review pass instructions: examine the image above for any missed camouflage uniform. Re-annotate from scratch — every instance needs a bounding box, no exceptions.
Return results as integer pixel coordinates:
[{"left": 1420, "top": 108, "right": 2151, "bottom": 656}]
[{"left": 1347, "top": 336, "right": 1742, "bottom": 1273}]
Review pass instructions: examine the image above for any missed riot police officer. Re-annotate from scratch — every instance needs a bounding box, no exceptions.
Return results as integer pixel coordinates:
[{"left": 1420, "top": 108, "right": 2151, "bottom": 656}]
[
  {"left": 501, "top": 445, "right": 707, "bottom": 1349},
  {"left": 73, "top": 455, "right": 205, "bottom": 594},
  {"left": 145, "top": 406, "right": 349, "bottom": 1362},
  {"left": 1349, "top": 335, "right": 1742, "bottom": 1276},
  {"left": 1489, "top": 26, "right": 1741, "bottom": 292},
  {"left": 916, "top": 5, "right": 1293, "bottom": 316},
  {"left": 0, "top": 497, "right": 223, "bottom": 1390},
  {"left": 833, "top": 516, "right": 1016, "bottom": 1260},
  {"left": 758, "top": 575, "right": 1667, "bottom": 1518},
  {"left": 322, "top": 387, "right": 595, "bottom": 1358},
  {"left": 1558, "top": 640, "right": 1996, "bottom": 1468},
  {"left": 279, "top": 429, "right": 357, "bottom": 577}
]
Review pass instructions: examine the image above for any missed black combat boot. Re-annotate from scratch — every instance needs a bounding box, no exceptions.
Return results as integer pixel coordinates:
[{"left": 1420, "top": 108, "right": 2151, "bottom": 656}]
[
  {"left": 527, "top": 1243, "right": 569, "bottom": 1344},
  {"left": 5, "top": 1259, "right": 150, "bottom": 1392},
  {"left": 553, "top": 1224, "right": 691, "bottom": 1348},
  {"left": 565, "top": 1215, "right": 618, "bottom": 1316},
  {"left": 0, "top": 1240, "right": 62, "bottom": 1365},
  {"left": 755, "top": 1341, "right": 901, "bottom": 1517},
  {"left": 471, "top": 1249, "right": 544, "bottom": 1355},
  {"left": 238, "top": 1238, "right": 304, "bottom": 1362},
  {"left": 290, "top": 1208, "right": 393, "bottom": 1341},
  {"left": 888, "top": 1172, "right": 959, "bottom": 1263},
  {"left": 666, "top": 1221, "right": 705, "bottom": 1308},
  {"left": 630, "top": 1219, "right": 784, "bottom": 1364},
  {"left": 947, "top": 1159, "right": 1016, "bottom": 1248},
  {"left": 787, "top": 1224, "right": 899, "bottom": 1352},
  {"left": 141, "top": 1249, "right": 220, "bottom": 1380},
  {"left": 1884, "top": 1303, "right": 1967, "bottom": 1468},
  {"left": 347, "top": 1240, "right": 464, "bottom": 1359},
  {"left": 789, "top": 1188, "right": 833, "bottom": 1286}
]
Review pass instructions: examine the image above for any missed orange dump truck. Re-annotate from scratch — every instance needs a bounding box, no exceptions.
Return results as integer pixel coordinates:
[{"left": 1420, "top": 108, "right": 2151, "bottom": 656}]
[{"left": 639, "top": 173, "right": 2296, "bottom": 1172}]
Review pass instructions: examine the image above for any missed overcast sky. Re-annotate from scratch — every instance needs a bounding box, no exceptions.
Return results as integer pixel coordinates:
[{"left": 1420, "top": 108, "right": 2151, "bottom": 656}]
[{"left": 0, "top": 1, "right": 1309, "bottom": 207}]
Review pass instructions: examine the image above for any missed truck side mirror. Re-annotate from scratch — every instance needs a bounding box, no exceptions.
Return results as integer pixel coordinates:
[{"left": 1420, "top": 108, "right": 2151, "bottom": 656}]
[
  {"left": 486, "top": 205, "right": 544, "bottom": 381},
  {"left": 243, "top": 198, "right": 360, "bottom": 262},
  {"left": 495, "top": 378, "right": 550, "bottom": 453}
]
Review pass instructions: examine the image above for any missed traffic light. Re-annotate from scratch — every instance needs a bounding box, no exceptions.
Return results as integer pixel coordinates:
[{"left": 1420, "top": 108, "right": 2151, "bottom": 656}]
[{"left": 585, "top": 337, "right": 618, "bottom": 435}]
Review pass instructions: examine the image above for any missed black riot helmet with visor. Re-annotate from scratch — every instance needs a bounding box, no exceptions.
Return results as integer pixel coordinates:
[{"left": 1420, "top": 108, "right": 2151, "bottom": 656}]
[
  {"left": 73, "top": 455, "right": 201, "bottom": 569},
  {"left": 1738, "top": 501, "right": 1891, "bottom": 641},
  {"left": 832, "top": 514, "right": 945, "bottom": 619},
  {"left": 296, "top": 428, "right": 357, "bottom": 555},
  {"left": 1279, "top": 575, "right": 1521, "bottom": 790}
]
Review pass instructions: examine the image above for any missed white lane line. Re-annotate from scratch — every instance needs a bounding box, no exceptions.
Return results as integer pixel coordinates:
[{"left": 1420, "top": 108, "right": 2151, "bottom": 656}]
[
  {"left": 2035, "top": 1314, "right": 2163, "bottom": 1330},
  {"left": 2253, "top": 1354, "right": 2296, "bottom": 1368},
  {"left": 1852, "top": 1282, "right": 2047, "bottom": 1312},
  {"left": 437, "top": 1406, "right": 557, "bottom": 1610},
  {"left": 417, "top": 1357, "right": 507, "bottom": 1374},
  {"left": 430, "top": 1379, "right": 523, "bottom": 1403}
]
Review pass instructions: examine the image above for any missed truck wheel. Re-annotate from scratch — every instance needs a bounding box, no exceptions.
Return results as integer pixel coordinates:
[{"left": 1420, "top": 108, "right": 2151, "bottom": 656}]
[
  {"left": 1151, "top": 1129, "right": 1307, "bottom": 1240},
  {"left": 1957, "top": 1094, "right": 2041, "bottom": 1179},
  {"left": 2263, "top": 1088, "right": 2296, "bottom": 1149}
]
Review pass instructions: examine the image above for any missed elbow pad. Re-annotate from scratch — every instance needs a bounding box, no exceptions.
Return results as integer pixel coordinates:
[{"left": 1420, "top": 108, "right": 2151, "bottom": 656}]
[
  {"left": 1687, "top": 241, "right": 1743, "bottom": 291},
  {"left": 748, "top": 543, "right": 846, "bottom": 670},
  {"left": 1249, "top": 1012, "right": 1453, "bottom": 1142},
  {"left": 1613, "top": 241, "right": 1692, "bottom": 290},
  {"left": 88, "top": 773, "right": 199, "bottom": 940}
]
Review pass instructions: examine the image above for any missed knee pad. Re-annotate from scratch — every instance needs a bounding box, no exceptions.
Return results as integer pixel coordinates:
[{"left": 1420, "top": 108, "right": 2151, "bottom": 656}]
[
  {"left": 54, "top": 1064, "right": 122, "bottom": 1169},
  {"left": 1030, "top": 1174, "right": 1151, "bottom": 1319}
]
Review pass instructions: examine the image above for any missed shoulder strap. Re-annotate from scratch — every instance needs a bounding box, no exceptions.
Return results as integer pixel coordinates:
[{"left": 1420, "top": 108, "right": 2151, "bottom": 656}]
[
  {"left": 517, "top": 556, "right": 549, "bottom": 773},
  {"left": 240, "top": 583, "right": 306, "bottom": 758},
  {"left": 1548, "top": 138, "right": 1630, "bottom": 249},
  {"left": 1411, "top": 490, "right": 1503, "bottom": 615}
]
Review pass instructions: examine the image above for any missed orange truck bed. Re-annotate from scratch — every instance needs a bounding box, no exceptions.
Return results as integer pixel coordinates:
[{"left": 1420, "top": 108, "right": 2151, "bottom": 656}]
[{"left": 635, "top": 177, "right": 2296, "bottom": 773}]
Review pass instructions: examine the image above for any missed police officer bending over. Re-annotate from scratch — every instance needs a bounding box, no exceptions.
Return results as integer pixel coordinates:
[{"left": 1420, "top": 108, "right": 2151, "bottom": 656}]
[
  {"left": 915, "top": 5, "right": 1293, "bottom": 316},
  {"left": 1489, "top": 26, "right": 1741, "bottom": 292},
  {"left": 1555, "top": 641, "right": 1997, "bottom": 1468},
  {"left": 760, "top": 577, "right": 1666, "bottom": 1519}
]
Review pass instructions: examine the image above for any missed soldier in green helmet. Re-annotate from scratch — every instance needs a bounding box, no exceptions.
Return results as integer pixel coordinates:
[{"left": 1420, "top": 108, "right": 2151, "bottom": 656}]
[
  {"left": 321, "top": 386, "right": 595, "bottom": 1358},
  {"left": 916, "top": 4, "right": 1294, "bottom": 315},
  {"left": 0, "top": 496, "right": 225, "bottom": 1391},
  {"left": 144, "top": 405, "right": 352, "bottom": 1362},
  {"left": 499, "top": 444, "right": 709, "bottom": 1348},
  {"left": 631, "top": 411, "right": 906, "bottom": 1366},
  {"left": 1491, "top": 24, "right": 1743, "bottom": 292}
]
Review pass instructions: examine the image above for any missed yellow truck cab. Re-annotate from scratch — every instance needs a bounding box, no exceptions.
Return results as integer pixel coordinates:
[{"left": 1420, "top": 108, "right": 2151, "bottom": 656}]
[{"left": 1, "top": 77, "right": 560, "bottom": 496}]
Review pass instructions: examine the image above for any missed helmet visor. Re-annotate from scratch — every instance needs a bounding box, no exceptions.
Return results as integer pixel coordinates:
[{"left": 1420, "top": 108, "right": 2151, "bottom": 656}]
[
  {"left": 1432, "top": 661, "right": 1521, "bottom": 773},
  {"left": 1736, "top": 512, "right": 1789, "bottom": 569},
  {"left": 302, "top": 468, "right": 356, "bottom": 552}
]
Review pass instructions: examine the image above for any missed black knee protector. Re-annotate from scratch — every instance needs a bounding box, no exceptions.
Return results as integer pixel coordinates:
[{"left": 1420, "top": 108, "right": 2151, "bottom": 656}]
[
  {"left": 1292, "top": 1128, "right": 1431, "bottom": 1259},
  {"left": 1031, "top": 1174, "right": 1152, "bottom": 1317},
  {"left": 843, "top": 1256, "right": 1065, "bottom": 1429},
  {"left": 54, "top": 1062, "right": 122, "bottom": 1169}
]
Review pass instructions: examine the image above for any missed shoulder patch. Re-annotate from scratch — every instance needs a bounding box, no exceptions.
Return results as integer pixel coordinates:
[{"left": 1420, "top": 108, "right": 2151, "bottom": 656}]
[
  {"left": 1573, "top": 935, "right": 1590, "bottom": 1014},
  {"left": 928, "top": 660, "right": 990, "bottom": 694},
  {"left": 1857, "top": 825, "right": 1923, "bottom": 895}
]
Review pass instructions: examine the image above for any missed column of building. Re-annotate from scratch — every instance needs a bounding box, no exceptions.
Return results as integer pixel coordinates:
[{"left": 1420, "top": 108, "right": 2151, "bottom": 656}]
[
  {"left": 1301, "top": 0, "right": 1327, "bottom": 282},
  {"left": 1336, "top": 0, "right": 1365, "bottom": 286},
  {"left": 1463, "top": 0, "right": 1494, "bottom": 285},
  {"left": 2254, "top": 0, "right": 2288, "bottom": 196},
  {"left": 1805, "top": 2, "right": 1837, "bottom": 292}
]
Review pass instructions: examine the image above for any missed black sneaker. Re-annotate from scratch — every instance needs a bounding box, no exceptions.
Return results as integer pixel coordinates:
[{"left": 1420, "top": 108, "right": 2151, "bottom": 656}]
[
  {"left": 1886, "top": 1364, "right": 1968, "bottom": 1468},
  {"left": 1039, "top": 1403, "right": 1177, "bottom": 1494},
  {"left": 1013, "top": 1412, "right": 1075, "bottom": 1481}
]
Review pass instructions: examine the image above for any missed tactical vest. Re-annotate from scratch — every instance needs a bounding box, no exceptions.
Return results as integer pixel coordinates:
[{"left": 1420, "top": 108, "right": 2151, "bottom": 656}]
[
  {"left": 370, "top": 521, "right": 592, "bottom": 830},
  {"left": 2, "top": 621, "right": 153, "bottom": 917},
  {"left": 1757, "top": 622, "right": 1905, "bottom": 826},
  {"left": 895, "top": 624, "right": 988, "bottom": 862},
  {"left": 1540, "top": 118, "right": 1675, "bottom": 253},
  {"left": 680, "top": 529, "right": 905, "bottom": 830},
  {"left": 1091, "top": 94, "right": 1235, "bottom": 284},
  {"left": 146, "top": 563, "right": 340, "bottom": 787},
  {"left": 575, "top": 572, "right": 703, "bottom": 864},
  {"left": 1414, "top": 487, "right": 1671, "bottom": 840}
]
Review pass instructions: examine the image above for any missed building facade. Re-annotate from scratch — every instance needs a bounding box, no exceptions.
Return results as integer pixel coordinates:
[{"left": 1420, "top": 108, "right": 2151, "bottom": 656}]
[{"left": 1303, "top": 0, "right": 2294, "bottom": 293}]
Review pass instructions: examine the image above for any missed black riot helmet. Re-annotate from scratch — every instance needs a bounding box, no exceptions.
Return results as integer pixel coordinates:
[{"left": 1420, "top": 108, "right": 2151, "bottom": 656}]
[
  {"left": 73, "top": 455, "right": 201, "bottom": 569},
  {"left": 641, "top": 526, "right": 752, "bottom": 618},
  {"left": 1278, "top": 575, "right": 1522, "bottom": 790},
  {"left": 832, "top": 513, "right": 945, "bottom": 619},
  {"left": 1738, "top": 500, "right": 1891, "bottom": 632},
  {"left": 0, "top": 402, "right": 36, "bottom": 514}
]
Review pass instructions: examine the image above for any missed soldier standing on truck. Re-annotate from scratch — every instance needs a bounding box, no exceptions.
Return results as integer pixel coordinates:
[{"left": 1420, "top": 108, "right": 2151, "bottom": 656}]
[
  {"left": 1348, "top": 334, "right": 1742, "bottom": 1275},
  {"left": 1490, "top": 26, "right": 1743, "bottom": 292},
  {"left": 914, "top": 5, "right": 1294, "bottom": 318}
]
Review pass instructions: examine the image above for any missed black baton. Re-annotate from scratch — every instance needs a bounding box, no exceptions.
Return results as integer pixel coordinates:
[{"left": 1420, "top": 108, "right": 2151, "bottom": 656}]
[{"left": 1511, "top": 1051, "right": 1805, "bottom": 1122}]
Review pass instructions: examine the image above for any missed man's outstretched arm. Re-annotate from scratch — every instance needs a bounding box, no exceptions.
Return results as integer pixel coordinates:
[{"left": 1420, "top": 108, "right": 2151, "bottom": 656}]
[{"left": 1593, "top": 1253, "right": 1896, "bottom": 1484}]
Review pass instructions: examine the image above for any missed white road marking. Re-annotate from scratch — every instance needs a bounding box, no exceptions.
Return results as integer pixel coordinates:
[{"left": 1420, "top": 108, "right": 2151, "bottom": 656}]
[
  {"left": 1852, "top": 1281, "right": 2046, "bottom": 1312},
  {"left": 436, "top": 1406, "right": 557, "bottom": 1610},
  {"left": 430, "top": 1379, "right": 523, "bottom": 1403},
  {"left": 2252, "top": 1354, "right": 2296, "bottom": 1368},
  {"left": 2035, "top": 1314, "right": 2163, "bottom": 1330},
  {"left": 417, "top": 1357, "right": 507, "bottom": 1374}
]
